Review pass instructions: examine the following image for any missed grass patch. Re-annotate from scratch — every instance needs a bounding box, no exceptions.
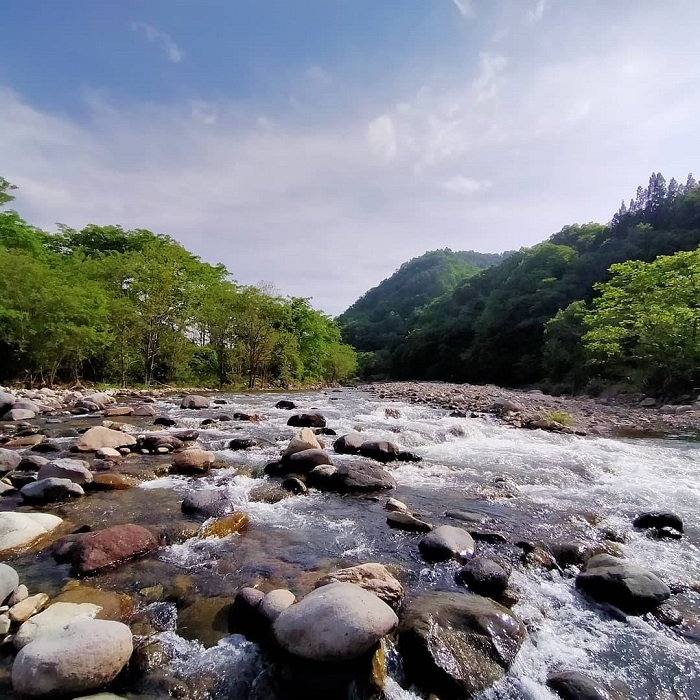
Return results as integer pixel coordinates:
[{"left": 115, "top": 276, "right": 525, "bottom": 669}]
[{"left": 543, "top": 410, "right": 574, "bottom": 427}]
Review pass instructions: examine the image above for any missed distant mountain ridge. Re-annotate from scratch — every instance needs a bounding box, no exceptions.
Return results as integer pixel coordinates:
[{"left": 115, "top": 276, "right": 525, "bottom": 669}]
[{"left": 337, "top": 248, "right": 510, "bottom": 357}]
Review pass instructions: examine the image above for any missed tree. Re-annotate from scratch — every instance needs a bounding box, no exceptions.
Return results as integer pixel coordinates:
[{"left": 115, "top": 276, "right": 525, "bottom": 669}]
[
  {"left": 542, "top": 301, "right": 589, "bottom": 393},
  {"left": 0, "top": 178, "right": 17, "bottom": 208}
]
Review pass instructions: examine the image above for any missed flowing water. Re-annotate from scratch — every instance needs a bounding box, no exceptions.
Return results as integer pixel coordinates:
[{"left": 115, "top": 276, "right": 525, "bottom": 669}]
[{"left": 3, "top": 388, "right": 700, "bottom": 698}]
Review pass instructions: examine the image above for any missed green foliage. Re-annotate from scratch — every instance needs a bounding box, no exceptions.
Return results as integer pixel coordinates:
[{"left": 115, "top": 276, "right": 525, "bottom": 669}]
[
  {"left": 0, "top": 183, "right": 356, "bottom": 388},
  {"left": 583, "top": 249, "right": 700, "bottom": 392}
]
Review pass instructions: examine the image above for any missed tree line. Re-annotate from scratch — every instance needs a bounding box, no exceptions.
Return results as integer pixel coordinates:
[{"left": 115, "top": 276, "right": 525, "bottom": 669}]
[
  {"left": 0, "top": 178, "right": 357, "bottom": 388},
  {"left": 340, "top": 172, "right": 700, "bottom": 396}
]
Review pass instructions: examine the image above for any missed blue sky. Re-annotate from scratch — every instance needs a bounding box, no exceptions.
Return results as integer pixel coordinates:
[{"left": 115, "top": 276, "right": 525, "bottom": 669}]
[{"left": 2, "top": 1, "right": 699, "bottom": 313}]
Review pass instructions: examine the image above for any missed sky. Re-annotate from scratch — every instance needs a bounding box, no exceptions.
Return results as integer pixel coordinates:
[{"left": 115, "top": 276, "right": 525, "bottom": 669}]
[{"left": 1, "top": 1, "right": 699, "bottom": 315}]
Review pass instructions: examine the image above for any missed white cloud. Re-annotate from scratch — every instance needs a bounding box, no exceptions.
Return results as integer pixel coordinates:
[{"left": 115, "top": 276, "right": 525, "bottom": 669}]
[
  {"left": 451, "top": 0, "right": 474, "bottom": 19},
  {"left": 472, "top": 53, "right": 508, "bottom": 102},
  {"left": 367, "top": 115, "right": 398, "bottom": 159},
  {"left": 528, "top": 0, "right": 548, "bottom": 24},
  {"left": 131, "top": 22, "right": 184, "bottom": 63},
  {"left": 441, "top": 176, "right": 492, "bottom": 195}
]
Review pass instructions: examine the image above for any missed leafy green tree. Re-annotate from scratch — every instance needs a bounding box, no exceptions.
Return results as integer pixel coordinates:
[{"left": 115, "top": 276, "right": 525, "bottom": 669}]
[{"left": 542, "top": 301, "right": 589, "bottom": 392}]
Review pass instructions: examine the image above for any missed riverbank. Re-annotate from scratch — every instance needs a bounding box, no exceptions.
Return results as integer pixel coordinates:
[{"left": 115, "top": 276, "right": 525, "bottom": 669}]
[{"left": 366, "top": 381, "right": 700, "bottom": 438}]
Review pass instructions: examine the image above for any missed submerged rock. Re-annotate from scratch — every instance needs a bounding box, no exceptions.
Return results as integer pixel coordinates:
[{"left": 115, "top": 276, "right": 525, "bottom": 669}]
[
  {"left": 0, "top": 512, "right": 63, "bottom": 554},
  {"left": 181, "top": 489, "right": 230, "bottom": 516},
  {"left": 576, "top": 554, "right": 670, "bottom": 614},
  {"left": 314, "top": 563, "right": 404, "bottom": 611},
  {"left": 273, "top": 582, "right": 398, "bottom": 662},
  {"left": 177, "top": 596, "right": 234, "bottom": 648},
  {"left": 398, "top": 592, "right": 526, "bottom": 699},
  {"left": 419, "top": 525, "right": 476, "bottom": 563},
  {"left": 633, "top": 511, "right": 683, "bottom": 533},
  {"left": 547, "top": 670, "right": 622, "bottom": 700},
  {"left": 200, "top": 512, "right": 249, "bottom": 538}
]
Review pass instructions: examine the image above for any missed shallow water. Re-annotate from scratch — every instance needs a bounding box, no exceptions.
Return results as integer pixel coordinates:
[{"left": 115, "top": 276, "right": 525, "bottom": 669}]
[{"left": 3, "top": 388, "right": 700, "bottom": 698}]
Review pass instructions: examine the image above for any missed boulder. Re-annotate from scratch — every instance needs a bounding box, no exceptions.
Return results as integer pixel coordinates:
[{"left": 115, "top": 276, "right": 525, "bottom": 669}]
[
  {"left": 13, "top": 399, "right": 42, "bottom": 413},
  {"left": 52, "top": 584, "right": 134, "bottom": 622},
  {"left": 445, "top": 510, "right": 487, "bottom": 524},
  {"left": 330, "top": 462, "right": 396, "bottom": 493},
  {"left": 287, "top": 413, "right": 326, "bottom": 428},
  {"left": 15, "top": 602, "right": 102, "bottom": 649},
  {"left": 55, "top": 524, "right": 159, "bottom": 575},
  {"left": 12, "top": 619, "right": 133, "bottom": 696},
  {"left": 0, "top": 512, "right": 63, "bottom": 553},
  {"left": 75, "top": 427, "right": 137, "bottom": 452},
  {"left": 30, "top": 441, "right": 61, "bottom": 453},
  {"left": 333, "top": 433, "right": 365, "bottom": 455},
  {"left": 171, "top": 449, "right": 215, "bottom": 475},
  {"left": 358, "top": 440, "right": 401, "bottom": 463},
  {"left": 180, "top": 395, "right": 210, "bottom": 409},
  {"left": 173, "top": 430, "right": 199, "bottom": 442},
  {"left": 385, "top": 497, "right": 410, "bottom": 514},
  {"left": 0, "top": 391, "right": 15, "bottom": 414},
  {"left": 9, "top": 593, "right": 49, "bottom": 623},
  {"left": 633, "top": 511, "right": 683, "bottom": 533},
  {"left": 181, "top": 489, "right": 231, "bottom": 517},
  {"left": 286, "top": 448, "right": 333, "bottom": 474},
  {"left": 153, "top": 416, "right": 177, "bottom": 427},
  {"left": 21, "top": 478, "right": 84, "bottom": 503},
  {"left": 229, "top": 438, "right": 257, "bottom": 451},
  {"left": 139, "top": 434, "right": 183, "bottom": 453},
  {"left": 282, "top": 476, "right": 307, "bottom": 495},
  {"left": 95, "top": 447, "right": 122, "bottom": 462},
  {"left": 0, "top": 563, "right": 19, "bottom": 604},
  {"left": 17, "top": 454, "right": 49, "bottom": 472},
  {"left": 131, "top": 404, "right": 156, "bottom": 417},
  {"left": 282, "top": 428, "right": 322, "bottom": 459},
  {"left": 398, "top": 592, "right": 527, "bottom": 699},
  {"left": 249, "top": 483, "right": 294, "bottom": 504},
  {"left": 275, "top": 400, "right": 296, "bottom": 410},
  {"left": 419, "top": 526, "right": 475, "bottom": 563},
  {"left": 576, "top": 554, "right": 670, "bottom": 614},
  {"left": 387, "top": 512, "right": 432, "bottom": 533},
  {"left": 84, "top": 393, "right": 116, "bottom": 408},
  {"left": 2, "top": 408, "right": 36, "bottom": 421},
  {"left": 547, "top": 670, "right": 618, "bottom": 700},
  {"left": 0, "top": 447, "right": 21, "bottom": 473},
  {"left": 314, "top": 563, "right": 404, "bottom": 611},
  {"left": 455, "top": 557, "right": 510, "bottom": 599},
  {"left": 90, "top": 474, "right": 139, "bottom": 490},
  {"left": 200, "top": 512, "right": 249, "bottom": 538},
  {"left": 230, "top": 587, "right": 265, "bottom": 633},
  {"left": 273, "top": 582, "right": 398, "bottom": 662},
  {"left": 38, "top": 458, "right": 93, "bottom": 485},
  {"left": 103, "top": 407, "right": 134, "bottom": 417},
  {"left": 260, "top": 589, "right": 296, "bottom": 622}
]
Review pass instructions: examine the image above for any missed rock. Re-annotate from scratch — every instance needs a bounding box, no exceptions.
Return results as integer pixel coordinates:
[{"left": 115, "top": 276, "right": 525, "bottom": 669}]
[
  {"left": 445, "top": 510, "right": 487, "bottom": 524},
  {"left": 307, "top": 464, "right": 338, "bottom": 488},
  {"left": 139, "top": 434, "right": 183, "bottom": 453},
  {"left": 286, "top": 448, "right": 333, "bottom": 473},
  {"left": 385, "top": 497, "right": 410, "bottom": 513},
  {"left": 633, "top": 511, "right": 683, "bottom": 533},
  {"left": 132, "top": 404, "right": 156, "bottom": 417},
  {"left": 419, "top": 525, "right": 476, "bottom": 563},
  {"left": 0, "top": 391, "right": 15, "bottom": 414},
  {"left": 330, "top": 462, "right": 396, "bottom": 493},
  {"left": 182, "top": 489, "right": 230, "bottom": 516},
  {"left": 21, "top": 477, "right": 84, "bottom": 503},
  {"left": 177, "top": 597, "right": 234, "bottom": 648},
  {"left": 398, "top": 592, "right": 527, "bottom": 699},
  {"left": 180, "top": 394, "right": 210, "bottom": 409},
  {"left": 260, "top": 589, "right": 296, "bottom": 622},
  {"left": 386, "top": 512, "right": 432, "bottom": 533},
  {"left": 171, "top": 449, "right": 215, "bottom": 475},
  {"left": 90, "top": 474, "right": 139, "bottom": 490},
  {"left": 0, "top": 563, "right": 19, "bottom": 604},
  {"left": 547, "top": 670, "right": 617, "bottom": 700},
  {"left": 103, "top": 407, "right": 134, "bottom": 417},
  {"left": 333, "top": 433, "right": 365, "bottom": 455},
  {"left": 249, "top": 483, "right": 294, "bottom": 504},
  {"left": 282, "top": 428, "right": 322, "bottom": 459},
  {"left": 0, "top": 614, "right": 10, "bottom": 635},
  {"left": 11, "top": 619, "right": 133, "bottom": 696},
  {"left": 9, "top": 593, "right": 50, "bottom": 623},
  {"left": 15, "top": 602, "right": 102, "bottom": 648},
  {"left": 38, "top": 458, "right": 93, "bottom": 485},
  {"left": 0, "top": 448, "right": 21, "bottom": 473},
  {"left": 153, "top": 416, "right": 177, "bottom": 427},
  {"left": 358, "top": 440, "right": 401, "bottom": 463},
  {"left": 75, "top": 427, "right": 137, "bottom": 452},
  {"left": 84, "top": 393, "right": 116, "bottom": 408},
  {"left": 17, "top": 454, "right": 49, "bottom": 471},
  {"left": 314, "top": 563, "right": 404, "bottom": 611},
  {"left": 384, "top": 407, "right": 402, "bottom": 418},
  {"left": 275, "top": 400, "right": 296, "bottom": 410},
  {"left": 230, "top": 587, "right": 265, "bottom": 633},
  {"left": 7, "top": 470, "right": 38, "bottom": 488},
  {"left": 55, "top": 524, "right": 159, "bottom": 575},
  {"left": 5, "top": 434, "right": 44, "bottom": 448},
  {"left": 273, "top": 582, "right": 398, "bottom": 662},
  {"left": 53, "top": 584, "right": 134, "bottom": 622},
  {"left": 9, "top": 584, "right": 28, "bottom": 606},
  {"left": 549, "top": 540, "right": 597, "bottom": 568},
  {"left": 94, "top": 447, "right": 122, "bottom": 462},
  {"left": 229, "top": 438, "right": 257, "bottom": 450},
  {"left": 31, "top": 441, "right": 61, "bottom": 454},
  {"left": 640, "top": 397, "right": 657, "bottom": 407},
  {"left": 2, "top": 408, "right": 36, "bottom": 421},
  {"left": 576, "top": 554, "right": 671, "bottom": 614},
  {"left": 201, "top": 512, "right": 249, "bottom": 538},
  {"left": 0, "top": 512, "right": 63, "bottom": 553},
  {"left": 455, "top": 557, "right": 510, "bottom": 598},
  {"left": 173, "top": 430, "right": 199, "bottom": 442},
  {"left": 0, "top": 481, "right": 17, "bottom": 496},
  {"left": 287, "top": 413, "right": 326, "bottom": 428},
  {"left": 654, "top": 602, "right": 683, "bottom": 627}
]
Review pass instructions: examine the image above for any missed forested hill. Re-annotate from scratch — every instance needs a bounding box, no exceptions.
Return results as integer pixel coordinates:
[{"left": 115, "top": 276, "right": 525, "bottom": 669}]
[
  {"left": 344, "top": 172, "right": 700, "bottom": 395},
  {"left": 0, "top": 177, "right": 357, "bottom": 388},
  {"left": 337, "top": 249, "right": 509, "bottom": 357}
]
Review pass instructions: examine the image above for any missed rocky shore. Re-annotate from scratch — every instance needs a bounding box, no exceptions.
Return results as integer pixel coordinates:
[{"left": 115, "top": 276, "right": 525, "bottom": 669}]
[{"left": 367, "top": 381, "right": 700, "bottom": 437}]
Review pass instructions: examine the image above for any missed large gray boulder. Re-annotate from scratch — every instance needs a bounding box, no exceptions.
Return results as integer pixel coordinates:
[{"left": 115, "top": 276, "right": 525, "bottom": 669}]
[
  {"left": 0, "top": 563, "right": 19, "bottom": 604},
  {"left": 181, "top": 489, "right": 230, "bottom": 517},
  {"left": 21, "top": 478, "right": 84, "bottom": 504},
  {"left": 0, "top": 447, "right": 21, "bottom": 473},
  {"left": 282, "top": 428, "right": 322, "bottom": 458},
  {"left": 2, "top": 408, "right": 36, "bottom": 421},
  {"left": 576, "top": 554, "right": 670, "bottom": 614},
  {"left": 333, "top": 433, "right": 364, "bottom": 455},
  {"left": 419, "top": 525, "right": 476, "bottom": 563},
  {"left": 314, "top": 563, "right": 404, "bottom": 611},
  {"left": 286, "top": 448, "right": 333, "bottom": 474},
  {"left": 287, "top": 413, "right": 326, "bottom": 428},
  {"left": 273, "top": 582, "right": 398, "bottom": 662},
  {"left": 547, "top": 670, "right": 621, "bottom": 700},
  {"left": 0, "top": 391, "right": 15, "bottom": 415},
  {"left": 398, "top": 592, "right": 527, "bottom": 699},
  {"left": 180, "top": 394, "right": 210, "bottom": 409},
  {"left": 0, "top": 512, "right": 63, "bottom": 554},
  {"left": 12, "top": 399, "right": 42, "bottom": 414},
  {"left": 15, "top": 602, "right": 102, "bottom": 649},
  {"left": 12, "top": 619, "right": 133, "bottom": 696},
  {"left": 38, "top": 459, "right": 93, "bottom": 485},
  {"left": 330, "top": 462, "right": 396, "bottom": 493},
  {"left": 75, "top": 427, "right": 136, "bottom": 452},
  {"left": 358, "top": 440, "right": 401, "bottom": 463}
]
